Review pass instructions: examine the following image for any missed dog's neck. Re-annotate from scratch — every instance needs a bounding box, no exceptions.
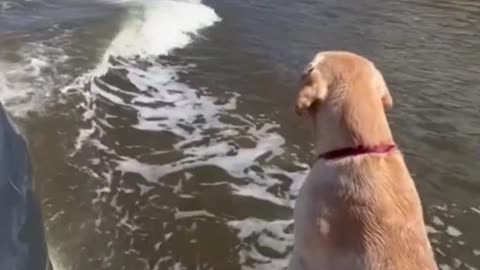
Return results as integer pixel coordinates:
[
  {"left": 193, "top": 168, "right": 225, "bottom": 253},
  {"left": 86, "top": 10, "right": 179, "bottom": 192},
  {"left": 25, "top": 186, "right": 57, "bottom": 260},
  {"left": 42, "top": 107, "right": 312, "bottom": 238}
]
[{"left": 311, "top": 102, "right": 394, "bottom": 158}]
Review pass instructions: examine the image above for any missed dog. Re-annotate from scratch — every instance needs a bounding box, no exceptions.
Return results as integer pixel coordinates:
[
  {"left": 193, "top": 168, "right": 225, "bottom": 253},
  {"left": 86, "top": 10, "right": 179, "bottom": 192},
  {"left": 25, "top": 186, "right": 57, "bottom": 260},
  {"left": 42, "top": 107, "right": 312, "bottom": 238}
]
[{"left": 289, "top": 51, "right": 438, "bottom": 270}]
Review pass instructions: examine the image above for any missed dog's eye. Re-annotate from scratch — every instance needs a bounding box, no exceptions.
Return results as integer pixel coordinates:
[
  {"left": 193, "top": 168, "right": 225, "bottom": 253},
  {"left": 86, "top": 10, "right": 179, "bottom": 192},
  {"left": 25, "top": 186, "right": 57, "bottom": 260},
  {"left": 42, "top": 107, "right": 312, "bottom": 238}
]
[{"left": 301, "top": 65, "right": 314, "bottom": 81}]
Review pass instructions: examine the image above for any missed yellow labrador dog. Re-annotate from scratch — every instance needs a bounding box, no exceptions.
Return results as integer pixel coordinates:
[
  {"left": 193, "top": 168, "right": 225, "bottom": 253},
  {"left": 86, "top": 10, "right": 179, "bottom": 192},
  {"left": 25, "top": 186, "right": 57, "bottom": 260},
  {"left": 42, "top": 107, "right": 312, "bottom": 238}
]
[{"left": 289, "top": 51, "right": 438, "bottom": 270}]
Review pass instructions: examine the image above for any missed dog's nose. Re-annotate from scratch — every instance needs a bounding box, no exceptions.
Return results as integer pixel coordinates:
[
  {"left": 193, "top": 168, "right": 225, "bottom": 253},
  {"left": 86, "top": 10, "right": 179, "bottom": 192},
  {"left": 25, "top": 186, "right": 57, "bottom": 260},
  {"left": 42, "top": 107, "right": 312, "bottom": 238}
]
[{"left": 295, "top": 101, "right": 309, "bottom": 116}]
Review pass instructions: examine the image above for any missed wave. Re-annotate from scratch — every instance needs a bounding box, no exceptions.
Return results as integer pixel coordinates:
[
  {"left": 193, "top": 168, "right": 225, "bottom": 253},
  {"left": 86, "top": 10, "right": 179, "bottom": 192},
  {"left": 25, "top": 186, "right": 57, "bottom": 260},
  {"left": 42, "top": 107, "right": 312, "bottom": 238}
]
[
  {"left": 60, "top": 1, "right": 309, "bottom": 269},
  {"left": 0, "top": 39, "right": 71, "bottom": 116},
  {"left": 107, "top": 0, "right": 220, "bottom": 58}
]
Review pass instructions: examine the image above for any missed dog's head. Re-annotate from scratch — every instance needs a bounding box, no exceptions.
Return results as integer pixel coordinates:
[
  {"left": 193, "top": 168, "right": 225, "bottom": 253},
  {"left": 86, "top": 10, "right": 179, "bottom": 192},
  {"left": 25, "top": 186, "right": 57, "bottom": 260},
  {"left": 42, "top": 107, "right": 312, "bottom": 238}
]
[{"left": 295, "top": 51, "right": 394, "bottom": 150}]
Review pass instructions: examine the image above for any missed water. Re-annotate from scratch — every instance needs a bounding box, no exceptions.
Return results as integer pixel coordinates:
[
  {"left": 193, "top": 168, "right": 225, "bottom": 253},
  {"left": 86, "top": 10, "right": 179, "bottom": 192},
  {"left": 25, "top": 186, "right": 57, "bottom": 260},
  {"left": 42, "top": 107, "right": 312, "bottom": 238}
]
[{"left": 1, "top": 0, "right": 479, "bottom": 269}]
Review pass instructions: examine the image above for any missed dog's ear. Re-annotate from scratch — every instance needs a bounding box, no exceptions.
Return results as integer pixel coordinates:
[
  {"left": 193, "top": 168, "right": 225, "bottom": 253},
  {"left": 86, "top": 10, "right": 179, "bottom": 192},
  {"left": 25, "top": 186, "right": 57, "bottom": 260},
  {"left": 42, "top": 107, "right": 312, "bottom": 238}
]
[
  {"left": 295, "top": 66, "right": 328, "bottom": 116},
  {"left": 375, "top": 68, "right": 393, "bottom": 111}
]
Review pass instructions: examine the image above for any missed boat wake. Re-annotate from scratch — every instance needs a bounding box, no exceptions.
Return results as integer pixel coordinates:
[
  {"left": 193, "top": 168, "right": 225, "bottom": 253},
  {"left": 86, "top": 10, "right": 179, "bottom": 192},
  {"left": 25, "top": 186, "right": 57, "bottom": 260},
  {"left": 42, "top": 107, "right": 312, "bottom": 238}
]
[{"left": 58, "top": 0, "right": 308, "bottom": 269}]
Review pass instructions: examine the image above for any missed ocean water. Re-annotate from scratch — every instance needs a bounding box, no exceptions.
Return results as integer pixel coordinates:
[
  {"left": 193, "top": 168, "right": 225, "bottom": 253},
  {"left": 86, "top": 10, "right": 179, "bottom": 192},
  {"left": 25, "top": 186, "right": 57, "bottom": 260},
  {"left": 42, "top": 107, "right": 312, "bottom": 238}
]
[{"left": 1, "top": 0, "right": 479, "bottom": 269}]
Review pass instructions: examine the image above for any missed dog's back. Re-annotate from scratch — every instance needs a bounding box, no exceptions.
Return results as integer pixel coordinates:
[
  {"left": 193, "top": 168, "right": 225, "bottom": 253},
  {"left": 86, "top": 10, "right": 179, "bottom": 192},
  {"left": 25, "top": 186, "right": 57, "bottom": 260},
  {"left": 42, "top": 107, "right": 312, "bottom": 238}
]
[{"left": 292, "top": 152, "right": 437, "bottom": 270}]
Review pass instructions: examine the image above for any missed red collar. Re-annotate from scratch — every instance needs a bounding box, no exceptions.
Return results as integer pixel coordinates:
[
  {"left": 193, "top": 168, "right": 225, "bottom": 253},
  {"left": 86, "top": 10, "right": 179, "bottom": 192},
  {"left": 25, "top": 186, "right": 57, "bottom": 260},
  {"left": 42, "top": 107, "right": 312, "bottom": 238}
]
[{"left": 318, "top": 144, "right": 396, "bottom": 160}]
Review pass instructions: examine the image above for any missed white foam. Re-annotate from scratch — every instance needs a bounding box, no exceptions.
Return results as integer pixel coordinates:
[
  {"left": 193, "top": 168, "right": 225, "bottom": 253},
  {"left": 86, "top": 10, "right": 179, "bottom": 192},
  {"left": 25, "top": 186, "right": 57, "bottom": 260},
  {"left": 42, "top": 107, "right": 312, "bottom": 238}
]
[
  {"left": 63, "top": 0, "right": 220, "bottom": 95},
  {"left": 61, "top": 0, "right": 224, "bottom": 164},
  {"left": 446, "top": 226, "right": 463, "bottom": 237},
  {"left": 62, "top": 1, "right": 310, "bottom": 269},
  {"left": 174, "top": 210, "right": 215, "bottom": 220},
  {"left": 425, "top": 225, "right": 439, "bottom": 234},
  {"left": 108, "top": 81, "right": 306, "bottom": 205},
  {"left": 108, "top": 0, "right": 220, "bottom": 58},
  {"left": 466, "top": 264, "right": 478, "bottom": 270},
  {"left": 0, "top": 39, "right": 71, "bottom": 116},
  {"left": 471, "top": 207, "right": 480, "bottom": 215},
  {"left": 432, "top": 215, "right": 445, "bottom": 226},
  {"left": 93, "top": 62, "right": 307, "bottom": 209},
  {"left": 439, "top": 264, "right": 451, "bottom": 270},
  {"left": 229, "top": 218, "right": 293, "bottom": 270},
  {"left": 0, "top": 1, "right": 15, "bottom": 12}
]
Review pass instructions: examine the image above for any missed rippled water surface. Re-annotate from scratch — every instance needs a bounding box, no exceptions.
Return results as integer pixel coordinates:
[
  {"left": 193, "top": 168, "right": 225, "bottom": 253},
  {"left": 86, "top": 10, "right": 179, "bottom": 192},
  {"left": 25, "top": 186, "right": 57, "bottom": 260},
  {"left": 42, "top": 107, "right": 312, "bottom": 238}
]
[{"left": 1, "top": 0, "right": 480, "bottom": 269}]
